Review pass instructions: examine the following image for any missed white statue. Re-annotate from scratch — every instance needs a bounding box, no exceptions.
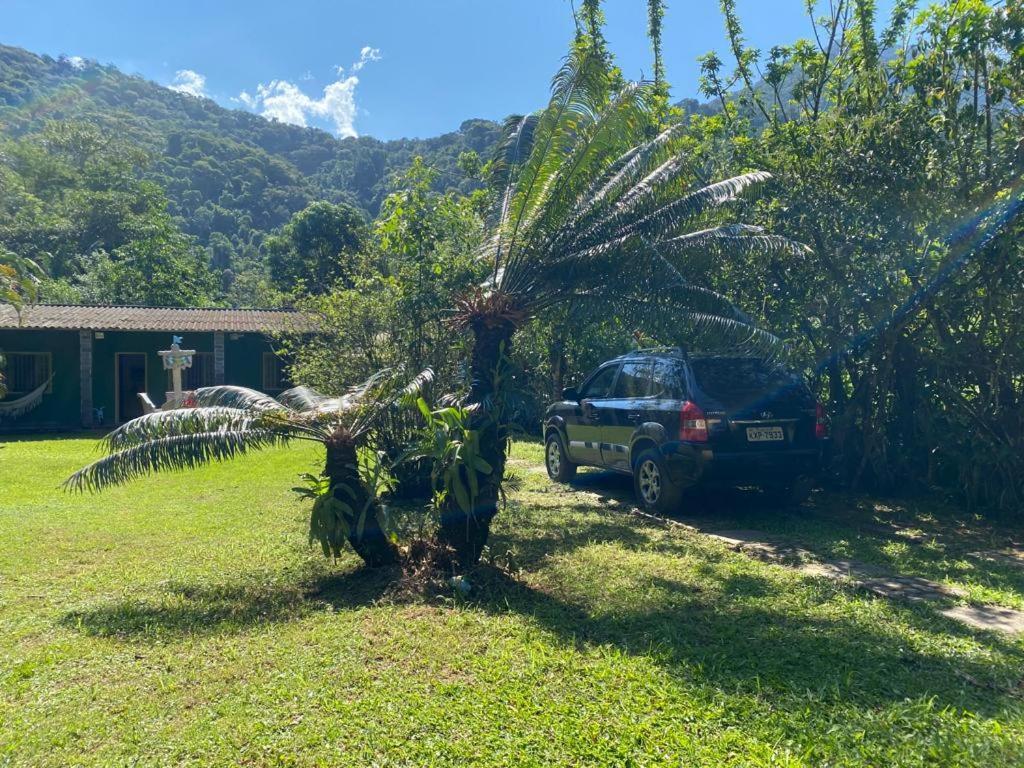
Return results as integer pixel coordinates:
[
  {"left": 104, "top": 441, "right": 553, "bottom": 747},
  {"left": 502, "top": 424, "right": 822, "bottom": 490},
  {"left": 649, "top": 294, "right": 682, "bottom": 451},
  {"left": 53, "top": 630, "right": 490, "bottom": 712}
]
[{"left": 158, "top": 335, "right": 196, "bottom": 408}]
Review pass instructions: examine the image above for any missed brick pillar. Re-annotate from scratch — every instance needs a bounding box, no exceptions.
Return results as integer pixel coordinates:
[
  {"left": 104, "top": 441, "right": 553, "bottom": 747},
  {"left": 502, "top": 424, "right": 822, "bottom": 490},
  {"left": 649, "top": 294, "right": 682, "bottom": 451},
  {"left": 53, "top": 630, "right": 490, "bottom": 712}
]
[
  {"left": 79, "top": 329, "right": 93, "bottom": 428},
  {"left": 214, "top": 331, "right": 225, "bottom": 385}
]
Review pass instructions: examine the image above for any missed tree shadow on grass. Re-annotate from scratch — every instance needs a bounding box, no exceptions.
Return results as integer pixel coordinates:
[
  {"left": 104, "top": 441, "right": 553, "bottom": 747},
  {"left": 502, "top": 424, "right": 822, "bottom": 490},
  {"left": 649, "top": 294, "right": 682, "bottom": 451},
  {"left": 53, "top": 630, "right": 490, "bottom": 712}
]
[
  {"left": 58, "top": 471, "right": 1024, "bottom": 719},
  {"left": 691, "top": 490, "right": 1024, "bottom": 601},
  {"left": 486, "top": 473, "right": 1024, "bottom": 715},
  {"left": 566, "top": 469, "right": 635, "bottom": 505},
  {"left": 58, "top": 517, "right": 1024, "bottom": 720},
  {"left": 463, "top": 562, "right": 1024, "bottom": 718},
  {"left": 59, "top": 564, "right": 397, "bottom": 640},
  {"left": 565, "top": 470, "right": 1024, "bottom": 604}
]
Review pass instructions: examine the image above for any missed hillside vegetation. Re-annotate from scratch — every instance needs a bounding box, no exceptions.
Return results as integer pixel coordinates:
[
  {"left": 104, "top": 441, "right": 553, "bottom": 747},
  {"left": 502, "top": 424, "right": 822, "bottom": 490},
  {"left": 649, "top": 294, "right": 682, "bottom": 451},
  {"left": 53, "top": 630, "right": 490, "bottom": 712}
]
[{"left": 0, "top": 43, "right": 499, "bottom": 304}]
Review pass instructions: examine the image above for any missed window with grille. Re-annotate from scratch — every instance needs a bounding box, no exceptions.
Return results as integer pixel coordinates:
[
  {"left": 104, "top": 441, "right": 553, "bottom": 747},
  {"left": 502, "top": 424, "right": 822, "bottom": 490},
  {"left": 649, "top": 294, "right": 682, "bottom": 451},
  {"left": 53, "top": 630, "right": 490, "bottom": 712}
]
[
  {"left": 167, "top": 352, "right": 213, "bottom": 391},
  {"left": 262, "top": 353, "right": 289, "bottom": 392},
  {"left": 2, "top": 352, "right": 53, "bottom": 395}
]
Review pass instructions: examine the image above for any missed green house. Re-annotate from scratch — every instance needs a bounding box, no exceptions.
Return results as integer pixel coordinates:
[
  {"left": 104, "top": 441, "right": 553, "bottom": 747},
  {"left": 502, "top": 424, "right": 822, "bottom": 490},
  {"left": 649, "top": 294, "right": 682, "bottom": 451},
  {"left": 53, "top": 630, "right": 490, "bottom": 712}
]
[{"left": 0, "top": 304, "right": 307, "bottom": 432}]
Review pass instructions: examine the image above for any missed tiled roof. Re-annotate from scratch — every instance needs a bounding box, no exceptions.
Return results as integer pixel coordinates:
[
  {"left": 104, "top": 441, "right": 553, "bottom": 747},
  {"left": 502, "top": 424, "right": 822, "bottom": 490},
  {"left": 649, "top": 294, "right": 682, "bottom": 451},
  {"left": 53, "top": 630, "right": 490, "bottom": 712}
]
[{"left": 0, "top": 304, "right": 314, "bottom": 333}]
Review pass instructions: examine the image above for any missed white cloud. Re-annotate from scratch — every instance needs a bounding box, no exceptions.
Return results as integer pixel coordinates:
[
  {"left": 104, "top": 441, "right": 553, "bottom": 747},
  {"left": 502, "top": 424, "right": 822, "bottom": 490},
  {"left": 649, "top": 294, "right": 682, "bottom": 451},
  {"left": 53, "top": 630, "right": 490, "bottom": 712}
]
[
  {"left": 169, "top": 69, "right": 208, "bottom": 98},
  {"left": 237, "top": 46, "right": 380, "bottom": 138},
  {"left": 240, "top": 76, "right": 359, "bottom": 137},
  {"left": 67, "top": 56, "right": 87, "bottom": 71},
  {"left": 351, "top": 46, "right": 381, "bottom": 72},
  {"left": 236, "top": 90, "right": 258, "bottom": 109}
]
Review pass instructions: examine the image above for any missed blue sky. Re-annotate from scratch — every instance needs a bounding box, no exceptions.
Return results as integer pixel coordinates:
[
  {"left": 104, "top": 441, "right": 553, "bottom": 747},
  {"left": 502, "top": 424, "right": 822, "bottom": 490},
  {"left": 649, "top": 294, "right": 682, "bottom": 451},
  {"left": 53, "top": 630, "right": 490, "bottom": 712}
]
[{"left": 2, "top": 0, "right": 898, "bottom": 141}]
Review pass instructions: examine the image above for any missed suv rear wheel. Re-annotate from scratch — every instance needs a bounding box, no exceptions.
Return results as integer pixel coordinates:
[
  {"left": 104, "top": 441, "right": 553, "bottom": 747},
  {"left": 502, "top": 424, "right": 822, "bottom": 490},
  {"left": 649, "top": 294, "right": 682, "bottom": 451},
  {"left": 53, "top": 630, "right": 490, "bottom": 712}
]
[
  {"left": 545, "top": 432, "right": 577, "bottom": 483},
  {"left": 633, "top": 449, "right": 681, "bottom": 515}
]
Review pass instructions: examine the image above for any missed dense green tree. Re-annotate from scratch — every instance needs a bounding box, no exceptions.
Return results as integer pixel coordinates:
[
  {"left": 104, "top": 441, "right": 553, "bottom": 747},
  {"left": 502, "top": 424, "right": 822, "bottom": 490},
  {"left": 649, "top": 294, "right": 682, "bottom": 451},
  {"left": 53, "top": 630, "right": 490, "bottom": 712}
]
[
  {"left": 699, "top": 0, "right": 1024, "bottom": 508},
  {"left": 0, "top": 125, "right": 219, "bottom": 306},
  {"left": 75, "top": 225, "right": 217, "bottom": 307},
  {"left": 283, "top": 158, "right": 486, "bottom": 495},
  {"left": 264, "top": 201, "right": 369, "bottom": 292}
]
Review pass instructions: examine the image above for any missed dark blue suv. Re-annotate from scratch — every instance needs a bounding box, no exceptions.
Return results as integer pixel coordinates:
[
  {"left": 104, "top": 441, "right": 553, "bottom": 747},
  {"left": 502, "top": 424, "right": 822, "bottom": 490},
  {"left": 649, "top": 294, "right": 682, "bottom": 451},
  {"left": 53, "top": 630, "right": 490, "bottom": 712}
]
[{"left": 543, "top": 349, "right": 828, "bottom": 513}]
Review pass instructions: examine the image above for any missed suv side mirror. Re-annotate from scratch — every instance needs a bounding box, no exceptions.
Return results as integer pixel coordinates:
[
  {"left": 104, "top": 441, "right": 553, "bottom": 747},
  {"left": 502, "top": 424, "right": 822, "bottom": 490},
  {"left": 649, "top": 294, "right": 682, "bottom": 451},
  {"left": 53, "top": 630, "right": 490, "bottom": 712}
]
[{"left": 562, "top": 387, "right": 579, "bottom": 402}]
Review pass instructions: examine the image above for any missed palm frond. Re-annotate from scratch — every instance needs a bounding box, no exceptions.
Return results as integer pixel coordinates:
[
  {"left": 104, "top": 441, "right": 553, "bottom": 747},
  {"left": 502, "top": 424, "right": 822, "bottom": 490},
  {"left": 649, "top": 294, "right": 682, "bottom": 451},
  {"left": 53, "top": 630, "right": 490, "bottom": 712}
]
[
  {"left": 488, "top": 114, "right": 539, "bottom": 253},
  {"left": 472, "top": 52, "right": 795, "bottom": 356},
  {"left": 348, "top": 367, "right": 437, "bottom": 432},
  {"left": 554, "top": 127, "right": 690, "bottom": 251},
  {"left": 65, "top": 429, "right": 290, "bottom": 493},
  {"left": 277, "top": 386, "right": 337, "bottom": 413},
  {"left": 662, "top": 225, "right": 812, "bottom": 258},
  {"left": 103, "top": 406, "right": 258, "bottom": 450},
  {"left": 586, "top": 122, "right": 685, "bottom": 211},
  {"left": 645, "top": 253, "right": 751, "bottom": 321},
  {"left": 529, "top": 82, "right": 650, "bottom": 224},
  {"left": 677, "top": 310, "right": 786, "bottom": 358},
  {"left": 398, "top": 367, "right": 435, "bottom": 404},
  {"left": 488, "top": 114, "right": 539, "bottom": 197},
  {"left": 625, "top": 171, "right": 774, "bottom": 240},
  {"left": 191, "top": 386, "right": 284, "bottom": 412},
  {"left": 498, "top": 45, "right": 612, "bottom": 267}
]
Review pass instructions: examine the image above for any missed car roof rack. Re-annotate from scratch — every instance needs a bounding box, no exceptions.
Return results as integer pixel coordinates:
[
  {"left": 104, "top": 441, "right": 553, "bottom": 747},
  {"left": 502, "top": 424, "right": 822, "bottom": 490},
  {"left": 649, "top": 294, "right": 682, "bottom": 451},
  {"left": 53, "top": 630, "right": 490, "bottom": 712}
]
[{"left": 621, "top": 346, "right": 689, "bottom": 359}]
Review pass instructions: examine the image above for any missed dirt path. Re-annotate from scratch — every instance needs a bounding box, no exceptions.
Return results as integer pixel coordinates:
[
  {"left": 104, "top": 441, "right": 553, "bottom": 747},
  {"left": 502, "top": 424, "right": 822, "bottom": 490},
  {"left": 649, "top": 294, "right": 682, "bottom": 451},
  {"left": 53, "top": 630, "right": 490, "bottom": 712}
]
[{"left": 699, "top": 526, "right": 1024, "bottom": 634}]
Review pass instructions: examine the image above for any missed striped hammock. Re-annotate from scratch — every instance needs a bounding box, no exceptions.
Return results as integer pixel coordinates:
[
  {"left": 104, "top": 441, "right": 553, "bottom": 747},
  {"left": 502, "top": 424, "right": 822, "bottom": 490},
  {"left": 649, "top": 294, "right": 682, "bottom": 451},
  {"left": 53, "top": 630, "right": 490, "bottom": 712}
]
[{"left": 0, "top": 376, "right": 52, "bottom": 420}]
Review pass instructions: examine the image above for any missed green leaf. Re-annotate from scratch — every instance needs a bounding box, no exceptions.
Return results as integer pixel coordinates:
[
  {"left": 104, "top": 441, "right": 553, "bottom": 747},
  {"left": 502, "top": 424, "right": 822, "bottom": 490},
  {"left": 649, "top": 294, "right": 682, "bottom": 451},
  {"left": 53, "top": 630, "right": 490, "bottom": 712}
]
[{"left": 452, "top": 474, "right": 472, "bottom": 514}]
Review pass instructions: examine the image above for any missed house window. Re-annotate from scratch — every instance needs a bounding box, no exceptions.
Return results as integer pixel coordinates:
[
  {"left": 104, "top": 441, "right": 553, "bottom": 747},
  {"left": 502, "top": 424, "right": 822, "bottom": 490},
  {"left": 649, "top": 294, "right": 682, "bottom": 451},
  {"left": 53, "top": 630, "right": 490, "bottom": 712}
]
[
  {"left": 168, "top": 352, "right": 214, "bottom": 391},
  {"left": 2, "top": 352, "right": 53, "bottom": 395},
  {"left": 262, "top": 353, "right": 289, "bottom": 392}
]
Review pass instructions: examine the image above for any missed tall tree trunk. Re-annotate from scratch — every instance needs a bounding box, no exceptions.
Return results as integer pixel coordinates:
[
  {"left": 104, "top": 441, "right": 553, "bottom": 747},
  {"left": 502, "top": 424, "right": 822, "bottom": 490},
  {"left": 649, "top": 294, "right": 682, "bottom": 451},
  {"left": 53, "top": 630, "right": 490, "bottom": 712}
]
[
  {"left": 324, "top": 430, "right": 398, "bottom": 568},
  {"left": 436, "top": 319, "right": 516, "bottom": 568}
]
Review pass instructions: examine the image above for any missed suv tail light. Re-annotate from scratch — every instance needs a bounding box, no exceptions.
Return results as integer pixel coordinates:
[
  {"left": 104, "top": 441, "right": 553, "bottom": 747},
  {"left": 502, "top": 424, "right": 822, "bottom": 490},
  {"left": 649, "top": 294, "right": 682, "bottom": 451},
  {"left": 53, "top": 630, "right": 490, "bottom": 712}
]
[
  {"left": 815, "top": 402, "right": 829, "bottom": 439},
  {"left": 680, "top": 401, "right": 708, "bottom": 443}
]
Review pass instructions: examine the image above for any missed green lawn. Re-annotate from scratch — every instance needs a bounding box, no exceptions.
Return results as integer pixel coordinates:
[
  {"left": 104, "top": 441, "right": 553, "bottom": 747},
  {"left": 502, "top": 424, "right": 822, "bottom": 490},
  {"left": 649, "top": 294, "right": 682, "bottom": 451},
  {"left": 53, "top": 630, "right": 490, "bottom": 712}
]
[{"left": 1, "top": 435, "right": 1023, "bottom": 766}]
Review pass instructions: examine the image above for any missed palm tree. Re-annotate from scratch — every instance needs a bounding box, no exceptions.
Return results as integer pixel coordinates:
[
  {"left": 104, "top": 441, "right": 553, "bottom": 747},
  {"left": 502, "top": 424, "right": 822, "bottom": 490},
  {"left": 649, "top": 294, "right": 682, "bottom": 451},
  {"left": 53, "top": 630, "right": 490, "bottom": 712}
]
[
  {"left": 439, "top": 44, "right": 805, "bottom": 565},
  {"left": 66, "top": 368, "right": 433, "bottom": 568},
  {"left": 0, "top": 249, "right": 41, "bottom": 314},
  {"left": 1, "top": 249, "right": 43, "bottom": 398}
]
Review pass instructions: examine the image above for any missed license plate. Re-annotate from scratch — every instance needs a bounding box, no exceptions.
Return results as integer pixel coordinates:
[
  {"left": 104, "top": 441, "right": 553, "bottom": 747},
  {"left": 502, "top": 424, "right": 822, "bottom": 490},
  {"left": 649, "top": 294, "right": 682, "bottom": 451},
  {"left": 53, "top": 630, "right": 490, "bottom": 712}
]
[{"left": 746, "top": 426, "right": 784, "bottom": 442}]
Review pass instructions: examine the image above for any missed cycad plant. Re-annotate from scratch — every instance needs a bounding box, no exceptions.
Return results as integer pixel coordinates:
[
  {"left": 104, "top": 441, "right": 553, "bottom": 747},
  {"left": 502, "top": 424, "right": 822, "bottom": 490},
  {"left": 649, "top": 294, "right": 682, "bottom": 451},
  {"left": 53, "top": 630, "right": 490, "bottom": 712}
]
[
  {"left": 66, "top": 368, "right": 433, "bottom": 568},
  {"left": 441, "top": 41, "right": 804, "bottom": 565}
]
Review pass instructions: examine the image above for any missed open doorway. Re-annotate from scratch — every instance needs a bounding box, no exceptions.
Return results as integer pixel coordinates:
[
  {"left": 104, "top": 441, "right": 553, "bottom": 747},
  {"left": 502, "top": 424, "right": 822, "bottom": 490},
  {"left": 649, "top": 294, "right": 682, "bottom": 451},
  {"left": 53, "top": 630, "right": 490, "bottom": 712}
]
[{"left": 115, "top": 353, "right": 147, "bottom": 423}]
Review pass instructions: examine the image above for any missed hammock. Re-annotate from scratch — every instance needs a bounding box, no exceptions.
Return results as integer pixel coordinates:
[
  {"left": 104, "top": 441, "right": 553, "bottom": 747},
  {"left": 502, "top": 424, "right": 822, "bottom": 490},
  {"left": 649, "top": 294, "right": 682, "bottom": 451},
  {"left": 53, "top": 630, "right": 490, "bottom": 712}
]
[{"left": 0, "top": 376, "right": 52, "bottom": 421}]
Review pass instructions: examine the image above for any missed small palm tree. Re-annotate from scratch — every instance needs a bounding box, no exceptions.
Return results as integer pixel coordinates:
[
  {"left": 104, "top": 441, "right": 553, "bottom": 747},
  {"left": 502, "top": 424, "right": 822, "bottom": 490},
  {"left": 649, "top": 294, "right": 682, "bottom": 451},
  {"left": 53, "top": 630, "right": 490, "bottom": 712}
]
[
  {"left": 66, "top": 368, "right": 433, "bottom": 568},
  {"left": 441, "top": 44, "right": 805, "bottom": 565}
]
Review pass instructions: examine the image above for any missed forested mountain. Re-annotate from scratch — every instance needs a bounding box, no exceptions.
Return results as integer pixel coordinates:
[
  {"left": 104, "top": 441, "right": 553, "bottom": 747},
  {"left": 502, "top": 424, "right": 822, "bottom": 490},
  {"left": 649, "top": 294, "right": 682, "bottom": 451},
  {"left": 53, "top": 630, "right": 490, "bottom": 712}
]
[{"left": 0, "top": 44, "right": 501, "bottom": 254}]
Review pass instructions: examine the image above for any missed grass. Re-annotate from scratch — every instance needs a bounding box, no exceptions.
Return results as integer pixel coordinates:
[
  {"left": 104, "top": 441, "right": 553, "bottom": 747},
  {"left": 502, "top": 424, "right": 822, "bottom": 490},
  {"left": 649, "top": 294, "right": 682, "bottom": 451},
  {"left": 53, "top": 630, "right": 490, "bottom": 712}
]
[{"left": 1, "top": 435, "right": 1023, "bottom": 766}]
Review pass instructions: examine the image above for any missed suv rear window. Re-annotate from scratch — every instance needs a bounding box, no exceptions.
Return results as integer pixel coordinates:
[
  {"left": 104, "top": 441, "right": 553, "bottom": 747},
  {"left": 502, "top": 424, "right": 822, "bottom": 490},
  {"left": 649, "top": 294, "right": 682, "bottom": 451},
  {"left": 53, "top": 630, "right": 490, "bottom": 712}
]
[
  {"left": 690, "top": 358, "right": 797, "bottom": 407},
  {"left": 649, "top": 358, "right": 685, "bottom": 399}
]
